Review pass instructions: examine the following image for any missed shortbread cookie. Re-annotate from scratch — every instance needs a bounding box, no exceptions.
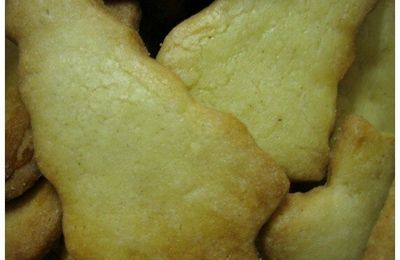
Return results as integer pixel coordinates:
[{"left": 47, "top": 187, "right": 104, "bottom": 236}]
[
  {"left": 6, "top": 0, "right": 288, "bottom": 259},
  {"left": 5, "top": 1, "right": 140, "bottom": 201},
  {"left": 6, "top": 179, "right": 62, "bottom": 260},
  {"left": 363, "top": 181, "right": 394, "bottom": 260},
  {"left": 5, "top": 39, "right": 41, "bottom": 201},
  {"left": 104, "top": 0, "right": 141, "bottom": 30},
  {"left": 338, "top": 0, "right": 394, "bottom": 133},
  {"left": 263, "top": 116, "right": 394, "bottom": 260},
  {"left": 158, "top": 0, "right": 377, "bottom": 181}
]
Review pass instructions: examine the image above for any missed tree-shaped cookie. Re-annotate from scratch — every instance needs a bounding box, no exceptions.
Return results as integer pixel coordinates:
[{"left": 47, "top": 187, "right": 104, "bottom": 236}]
[
  {"left": 263, "top": 115, "right": 394, "bottom": 260},
  {"left": 158, "top": 0, "right": 377, "bottom": 181},
  {"left": 6, "top": 0, "right": 288, "bottom": 259}
]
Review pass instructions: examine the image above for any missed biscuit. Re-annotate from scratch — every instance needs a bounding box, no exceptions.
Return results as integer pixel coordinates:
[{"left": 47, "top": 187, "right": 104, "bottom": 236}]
[
  {"left": 5, "top": 1, "right": 140, "bottom": 201},
  {"left": 263, "top": 115, "right": 394, "bottom": 260},
  {"left": 337, "top": 0, "right": 394, "bottom": 133},
  {"left": 5, "top": 39, "right": 41, "bottom": 201},
  {"left": 157, "top": 0, "right": 377, "bottom": 181},
  {"left": 104, "top": 0, "right": 141, "bottom": 30},
  {"left": 363, "top": 181, "right": 394, "bottom": 260},
  {"left": 6, "top": 179, "right": 62, "bottom": 260},
  {"left": 6, "top": 0, "right": 288, "bottom": 259}
]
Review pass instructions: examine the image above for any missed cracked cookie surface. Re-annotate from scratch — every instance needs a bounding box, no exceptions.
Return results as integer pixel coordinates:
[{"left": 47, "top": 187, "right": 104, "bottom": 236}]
[
  {"left": 6, "top": 0, "right": 288, "bottom": 258},
  {"left": 158, "top": 0, "right": 377, "bottom": 181}
]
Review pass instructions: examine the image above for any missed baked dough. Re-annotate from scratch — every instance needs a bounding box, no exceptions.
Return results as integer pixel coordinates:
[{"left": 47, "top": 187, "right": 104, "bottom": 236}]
[
  {"left": 337, "top": 0, "right": 394, "bottom": 133},
  {"left": 6, "top": 179, "right": 62, "bottom": 260},
  {"left": 5, "top": 1, "right": 140, "bottom": 202},
  {"left": 263, "top": 115, "right": 394, "bottom": 260},
  {"left": 158, "top": 0, "right": 377, "bottom": 181},
  {"left": 6, "top": 0, "right": 288, "bottom": 258}
]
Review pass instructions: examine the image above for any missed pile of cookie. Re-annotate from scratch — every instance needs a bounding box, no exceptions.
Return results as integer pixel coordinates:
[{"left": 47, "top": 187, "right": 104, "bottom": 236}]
[{"left": 5, "top": 0, "right": 394, "bottom": 259}]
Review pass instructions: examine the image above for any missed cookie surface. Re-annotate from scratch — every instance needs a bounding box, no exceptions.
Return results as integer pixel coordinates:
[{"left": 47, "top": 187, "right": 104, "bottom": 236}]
[
  {"left": 158, "top": 0, "right": 377, "bottom": 181},
  {"left": 6, "top": 179, "right": 62, "bottom": 260},
  {"left": 363, "top": 181, "right": 394, "bottom": 260},
  {"left": 263, "top": 116, "right": 394, "bottom": 260},
  {"left": 6, "top": 0, "right": 288, "bottom": 259},
  {"left": 5, "top": 1, "right": 141, "bottom": 201},
  {"left": 337, "top": 0, "right": 394, "bottom": 133},
  {"left": 5, "top": 39, "right": 41, "bottom": 201}
]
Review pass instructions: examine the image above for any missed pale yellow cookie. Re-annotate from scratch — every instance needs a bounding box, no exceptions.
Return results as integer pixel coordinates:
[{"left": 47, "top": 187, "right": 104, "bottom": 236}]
[
  {"left": 6, "top": 0, "right": 288, "bottom": 259},
  {"left": 338, "top": 0, "right": 394, "bottom": 133},
  {"left": 363, "top": 181, "right": 394, "bottom": 260},
  {"left": 6, "top": 179, "right": 62, "bottom": 260},
  {"left": 5, "top": 39, "right": 41, "bottom": 201},
  {"left": 158, "top": 0, "right": 377, "bottom": 181},
  {"left": 263, "top": 115, "right": 394, "bottom": 260},
  {"left": 5, "top": 1, "right": 140, "bottom": 202}
]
